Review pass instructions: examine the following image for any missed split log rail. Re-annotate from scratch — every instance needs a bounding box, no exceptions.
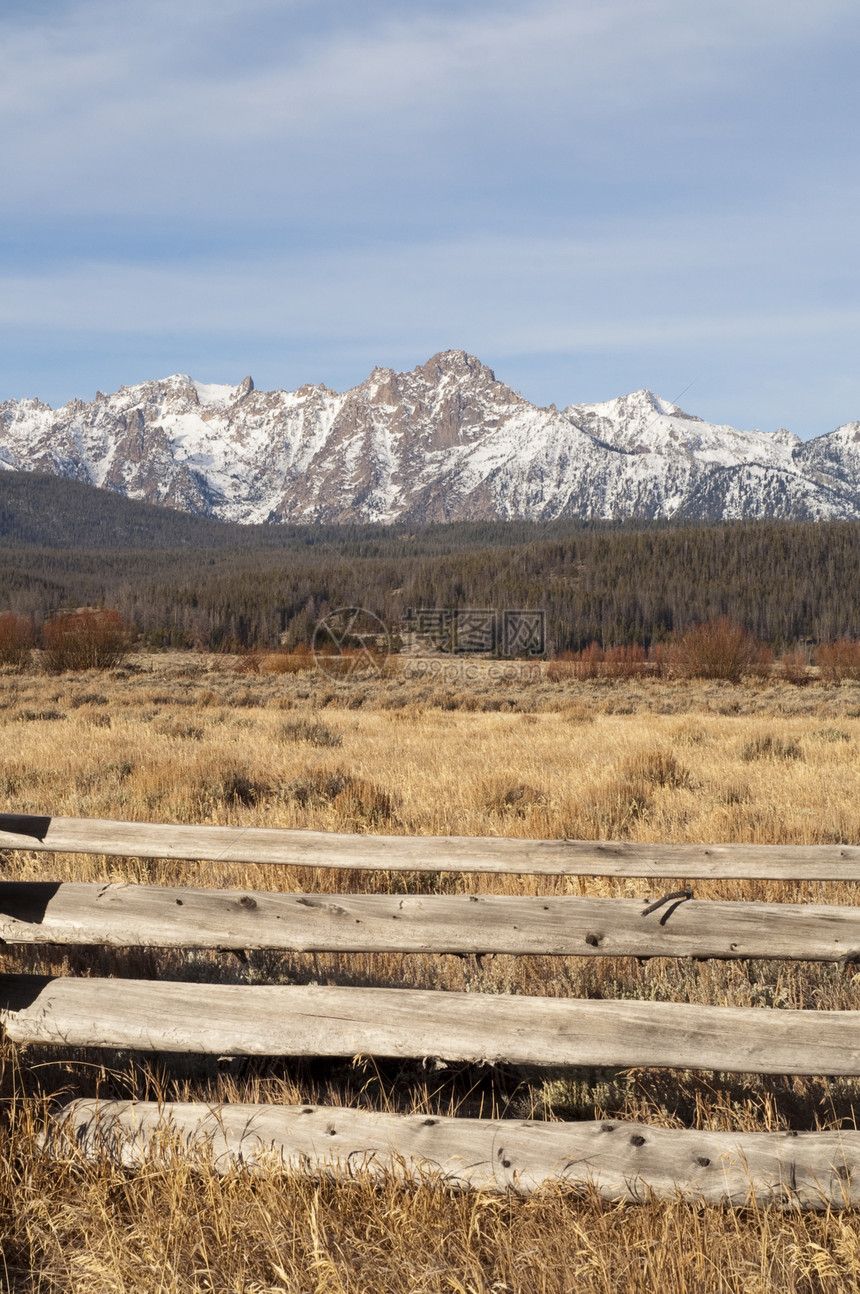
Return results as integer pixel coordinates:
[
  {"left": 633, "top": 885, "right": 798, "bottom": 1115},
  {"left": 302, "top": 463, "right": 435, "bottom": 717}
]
[{"left": 3, "top": 812, "right": 860, "bottom": 1205}]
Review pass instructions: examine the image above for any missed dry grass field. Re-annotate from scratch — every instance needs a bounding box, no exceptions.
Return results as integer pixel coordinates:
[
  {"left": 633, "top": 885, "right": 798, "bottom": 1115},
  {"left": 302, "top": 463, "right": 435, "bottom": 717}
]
[{"left": 4, "top": 653, "right": 860, "bottom": 1291}]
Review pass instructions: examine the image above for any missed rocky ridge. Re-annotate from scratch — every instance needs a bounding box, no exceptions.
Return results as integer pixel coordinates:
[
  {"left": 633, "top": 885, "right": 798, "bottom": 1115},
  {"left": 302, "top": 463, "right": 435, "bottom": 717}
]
[{"left": 2, "top": 351, "right": 859, "bottom": 524}]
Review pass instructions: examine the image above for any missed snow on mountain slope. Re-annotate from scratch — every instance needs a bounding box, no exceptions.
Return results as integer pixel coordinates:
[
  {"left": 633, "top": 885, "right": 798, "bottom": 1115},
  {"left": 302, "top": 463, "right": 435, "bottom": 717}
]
[
  {"left": 1, "top": 352, "right": 859, "bottom": 524},
  {"left": 564, "top": 389, "right": 801, "bottom": 468}
]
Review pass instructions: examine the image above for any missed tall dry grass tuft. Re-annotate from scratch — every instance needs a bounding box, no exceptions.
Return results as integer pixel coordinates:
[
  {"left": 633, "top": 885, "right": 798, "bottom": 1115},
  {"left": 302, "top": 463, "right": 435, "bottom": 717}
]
[
  {"left": 479, "top": 775, "right": 548, "bottom": 818},
  {"left": 739, "top": 734, "right": 804, "bottom": 762},
  {"left": 618, "top": 748, "right": 693, "bottom": 788},
  {"left": 277, "top": 716, "right": 343, "bottom": 747}
]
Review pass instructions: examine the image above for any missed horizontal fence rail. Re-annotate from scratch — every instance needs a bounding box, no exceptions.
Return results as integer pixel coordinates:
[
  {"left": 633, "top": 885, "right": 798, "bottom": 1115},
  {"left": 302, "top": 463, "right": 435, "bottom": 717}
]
[
  {"left": 3, "top": 812, "right": 860, "bottom": 878},
  {"left": 6, "top": 979, "right": 860, "bottom": 1073},
  {"left": 56, "top": 1101, "right": 860, "bottom": 1206},
  {"left": 3, "top": 883, "right": 860, "bottom": 960},
  {"left": 6, "top": 813, "right": 860, "bottom": 1207}
]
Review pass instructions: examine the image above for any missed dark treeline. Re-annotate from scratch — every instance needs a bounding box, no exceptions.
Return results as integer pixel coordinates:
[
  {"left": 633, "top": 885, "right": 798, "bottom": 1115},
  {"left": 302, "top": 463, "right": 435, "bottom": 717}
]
[
  {"left": 0, "top": 471, "right": 599, "bottom": 554},
  {"left": 0, "top": 473, "right": 859, "bottom": 651}
]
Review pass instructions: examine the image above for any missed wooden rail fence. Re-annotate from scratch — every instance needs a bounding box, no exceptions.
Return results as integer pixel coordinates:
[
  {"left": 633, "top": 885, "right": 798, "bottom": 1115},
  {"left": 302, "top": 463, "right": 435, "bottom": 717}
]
[{"left": 2, "top": 812, "right": 860, "bottom": 1204}]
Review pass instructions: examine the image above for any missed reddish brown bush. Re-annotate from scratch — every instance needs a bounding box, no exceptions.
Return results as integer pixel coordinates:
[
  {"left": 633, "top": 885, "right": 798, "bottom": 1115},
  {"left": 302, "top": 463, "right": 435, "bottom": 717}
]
[
  {"left": 816, "top": 639, "right": 860, "bottom": 683},
  {"left": 602, "top": 644, "right": 651, "bottom": 679},
  {"left": 40, "top": 608, "right": 134, "bottom": 673},
  {"left": 780, "top": 649, "right": 811, "bottom": 686},
  {"left": 672, "top": 618, "right": 768, "bottom": 683},
  {"left": 547, "top": 644, "right": 655, "bottom": 682},
  {"left": 259, "top": 651, "right": 317, "bottom": 675},
  {"left": 0, "top": 613, "right": 35, "bottom": 671}
]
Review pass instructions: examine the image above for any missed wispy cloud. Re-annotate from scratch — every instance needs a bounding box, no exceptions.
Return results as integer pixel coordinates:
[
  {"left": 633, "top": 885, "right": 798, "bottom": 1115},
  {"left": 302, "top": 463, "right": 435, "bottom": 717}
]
[
  {"left": 2, "top": 223, "right": 857, "bottom": 349},
  {"left": 1, "top": 0, "right": 856, "bottom": 217},
  {"left": 1, "top": 0, "right": 859, "bottom": 434}
]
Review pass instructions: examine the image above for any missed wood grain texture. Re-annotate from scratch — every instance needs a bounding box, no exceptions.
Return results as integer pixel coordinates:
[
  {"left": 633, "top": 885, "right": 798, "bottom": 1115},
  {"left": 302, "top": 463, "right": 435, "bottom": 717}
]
[
  {"left": 6, "top": 978, "right": 860, "bottom": 1072},
  {"left": 2, "top": 813, "right": 860, "bottom": 878},
  {"left": 3, "top": 883, "right": 860, "bottom": 960},
  {"left": 55, "top": 1100, "right": 860, "bottom": 1206}
]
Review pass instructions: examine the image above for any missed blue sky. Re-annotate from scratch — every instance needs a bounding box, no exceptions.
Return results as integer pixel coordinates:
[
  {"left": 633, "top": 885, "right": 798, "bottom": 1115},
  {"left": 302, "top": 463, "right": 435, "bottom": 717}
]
[{"left": 1, "top": 0, "right": 858, "bottom": 437}]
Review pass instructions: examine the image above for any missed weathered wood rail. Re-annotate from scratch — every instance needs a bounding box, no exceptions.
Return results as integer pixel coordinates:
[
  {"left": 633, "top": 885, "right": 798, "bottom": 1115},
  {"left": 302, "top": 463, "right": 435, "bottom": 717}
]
[
  {"left": 3, "top": 882, "right": 860, "bottom": 959},
  {"left": 3, "top": 811, "right": 860, "bottom": 1205},
  {"left": 57, "top": 1101, "right": 860, "bottom": 1205},
  {"left": 3, "top": 811, "right": 860, "bottom": 878},
  {"left": 5, "top": 978, "right": 860, "bottom": 1073}
]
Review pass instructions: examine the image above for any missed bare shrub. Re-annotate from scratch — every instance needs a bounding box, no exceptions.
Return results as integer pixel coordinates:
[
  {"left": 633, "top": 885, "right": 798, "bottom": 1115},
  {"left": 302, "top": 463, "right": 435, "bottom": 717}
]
[
  {"left": 673, "top": 618, "right": 768, "bottom": 683},
  {"left": 545, "top": 655, "right": 575, "bottom": 682},
  {"left": 816, "top": 639, "right": 860, "bottom": 682},
  {"left": 0, "top": 613, "right": 35, "bottom": 671},
  {"left": 313, "top": 646, "right": 388, "bottom": 680},
  {"left": 780, "top": 649, "right": 810, "bottom": 686},
  {"left": 739, "top": 734, "right": 803, "bottom": 761},
  {"left": 748, "top": 643, "right": 774, "bottom": 679},
  {"left": 260, "top": 650, "right": 317, "bottom": 675},
  {"left": 602, "top": 644, "right": 651, "bottom": 679},
  {"left": 40, "top": 608, "right": 133, "bottom": 672},
  {"left": 547, "top": 644, "right": 652, "bottom": 682},
  {"left": 277, "top": 717, "right": 342, "bottom": 748},
  {"left": 546, "top": 645, "right": 601, "bottom": 681},
  {"left": 550, "top": 641, "right": 656, "bottom": 683}
]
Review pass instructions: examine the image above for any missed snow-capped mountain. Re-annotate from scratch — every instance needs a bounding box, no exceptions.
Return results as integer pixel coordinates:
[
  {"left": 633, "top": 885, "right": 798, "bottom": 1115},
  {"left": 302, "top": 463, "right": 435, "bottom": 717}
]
[{"left": 1, "top": 351, "right": 859, "bottom": 524}]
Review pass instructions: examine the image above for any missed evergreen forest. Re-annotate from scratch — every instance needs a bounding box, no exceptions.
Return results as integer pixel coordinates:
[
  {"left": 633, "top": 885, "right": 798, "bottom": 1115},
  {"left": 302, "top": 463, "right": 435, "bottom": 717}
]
[{"left": 1, "top": 473, "right": 859, "bottom": 652}]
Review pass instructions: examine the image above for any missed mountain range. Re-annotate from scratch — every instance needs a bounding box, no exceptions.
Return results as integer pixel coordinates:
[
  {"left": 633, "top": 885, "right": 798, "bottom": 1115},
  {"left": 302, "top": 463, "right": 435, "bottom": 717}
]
[{"left": 3, "top": 350, "right": 860, "bottom": 525}]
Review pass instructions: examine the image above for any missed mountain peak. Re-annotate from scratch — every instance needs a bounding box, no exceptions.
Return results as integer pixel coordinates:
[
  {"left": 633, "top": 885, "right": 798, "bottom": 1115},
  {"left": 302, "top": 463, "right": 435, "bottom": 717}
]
[
  {"left": 605, "top": 389, "right": 692, "bottom": 418},
  {"left": 632, "top": 389, "right": 680, "bottom": 414},
  {"left": 418, "top": 350, "right": 497, "bottom": 382},
  {"left": 191, "top": 378, "right": 254, "bottom": 408},
  {"left": 2, "top": 353, "right": 859, "bottom": 526}
]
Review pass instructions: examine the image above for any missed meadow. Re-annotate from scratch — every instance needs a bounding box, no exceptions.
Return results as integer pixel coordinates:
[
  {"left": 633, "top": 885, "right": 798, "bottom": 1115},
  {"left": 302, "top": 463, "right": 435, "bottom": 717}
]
[{"left": 3, "top": 652, "right": 860, "bottom": 1291}]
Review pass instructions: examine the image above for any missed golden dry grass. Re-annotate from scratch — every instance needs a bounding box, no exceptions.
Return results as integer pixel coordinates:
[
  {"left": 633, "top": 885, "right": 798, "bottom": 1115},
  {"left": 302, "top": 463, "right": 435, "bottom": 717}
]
[{"left": 4, "top": 654, "right": 860, "bottom": 1290}]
